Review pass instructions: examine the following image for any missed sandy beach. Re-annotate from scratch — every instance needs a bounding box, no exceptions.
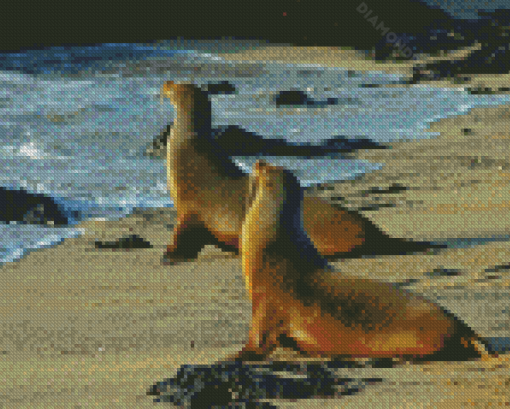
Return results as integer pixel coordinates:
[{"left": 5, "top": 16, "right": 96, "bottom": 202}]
[{"left": 1, "top": 47, "right": 510, "bottom": 407}]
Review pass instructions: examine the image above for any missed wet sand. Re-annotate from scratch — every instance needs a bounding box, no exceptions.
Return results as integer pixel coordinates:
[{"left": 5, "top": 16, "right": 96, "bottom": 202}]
[
  {"left": 1, "top": 48, "right": 510, "bottom": 407},
  {"left": 217, "top": 44, "right": 510, "bottom": 92},
  {"left": 217, "top": 44, "right": 478, "bottom": 73}
]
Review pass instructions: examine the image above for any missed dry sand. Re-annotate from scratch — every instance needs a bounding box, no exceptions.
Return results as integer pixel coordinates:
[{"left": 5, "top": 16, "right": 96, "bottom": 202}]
[{"left": 1, "top": 48, "right": 510, "bottom": 407}]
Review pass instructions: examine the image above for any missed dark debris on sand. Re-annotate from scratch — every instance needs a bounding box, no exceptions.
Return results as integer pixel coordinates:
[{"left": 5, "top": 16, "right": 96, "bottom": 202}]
[
  {"left": 95, "top": 234, "right": 152, "bottom": 249},
  {"left": 148, "top": 360, "right": 383, "bottom": 407}
]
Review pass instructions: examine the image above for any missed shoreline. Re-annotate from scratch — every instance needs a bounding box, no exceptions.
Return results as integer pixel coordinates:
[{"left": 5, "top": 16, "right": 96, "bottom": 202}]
[{"left": 216, "top": 44, "right": 510, "bottom": 92}]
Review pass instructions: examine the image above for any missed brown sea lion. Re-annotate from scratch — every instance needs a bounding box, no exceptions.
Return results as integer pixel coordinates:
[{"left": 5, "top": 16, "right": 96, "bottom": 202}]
[
  {"left": 160, "top": 81, "right": 443, "bottom": 264},
  {"left": 231, "top": 160, "right": 487, "bottom": 362}
]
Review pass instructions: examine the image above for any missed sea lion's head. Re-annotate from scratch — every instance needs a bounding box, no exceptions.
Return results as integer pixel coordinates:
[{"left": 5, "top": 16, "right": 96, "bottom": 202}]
[
  {"left": 160, "top": 81, "right": 207, "bottom": 105},
  {"left": 161, "top": 81, "right": 189, "bottom": 104},
  {"left": 249, "top": 160, "right": 289, "bottom": 211},
  {"left": 160, "top": 81, "right": 212, "bottom": 131},
  {"left": 252, "top": 160, "right": 303, "bottom": 211},
  {"left": 246, "top": 160, "right": 276, "bottom": 213}
]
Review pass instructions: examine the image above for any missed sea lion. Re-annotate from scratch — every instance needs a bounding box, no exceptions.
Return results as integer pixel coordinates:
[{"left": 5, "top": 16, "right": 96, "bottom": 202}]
[
  {"left": 231, "top": 160, "right": 486, "bottom": 362},
  {"left": 160, "top": 81, "right": 443, "bottom": 263}
]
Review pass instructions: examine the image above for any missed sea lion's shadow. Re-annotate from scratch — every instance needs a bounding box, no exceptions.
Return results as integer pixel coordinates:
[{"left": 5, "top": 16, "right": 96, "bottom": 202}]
[
  {"left": 338, "top": 233, "right": 510, "bottom": 260},
  {"left": 148, "top": 360, "right": 384, "bottom": 407}
]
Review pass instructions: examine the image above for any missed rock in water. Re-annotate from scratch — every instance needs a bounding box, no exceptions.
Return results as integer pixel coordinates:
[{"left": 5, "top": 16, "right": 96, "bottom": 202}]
[{"left": 0, "top": 187, "right": 69, "bottom": 225}]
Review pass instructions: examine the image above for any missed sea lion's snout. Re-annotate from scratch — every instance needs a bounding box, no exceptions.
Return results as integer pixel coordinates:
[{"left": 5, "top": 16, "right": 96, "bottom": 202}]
[
  {"left": 162, "top": 81, "right": 175, "bottom": 93},
  {"left": 160, "top": 81, "right": 177, "bottom": 104},
  {"left": 254, "top": 159, "right": 267, "bottom": 174}
]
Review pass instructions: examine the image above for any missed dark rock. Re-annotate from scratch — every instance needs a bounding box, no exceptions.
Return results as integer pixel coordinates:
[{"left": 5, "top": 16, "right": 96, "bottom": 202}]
[
  {"left": 275, "top": 90, "right": 354, "bottom": 108},
  {"left": 373, "top": 22, "right": 476, "bottom": 61},
  {"left": 202, "top": 81, "right": 236, "bottom": 95},
  {"left": 373, "top": 32, "right": 418, "bottom": 61},
  {"left": 462, "top": 43, "right": 510, "bottom": 75},
  {"left": 274, "top": 90, "right": 310, "bottom": 106},
  {"left": 0, "top": 186, "right": 69, "bottom": 225},
  {"left": 95, "top": 234, "right": 153, "bottom": 249},
  {"left": 409, "top": 39, "right": 510, "bottom": 84},
  {"left": 406, "top": 10, "right": 510, "bottom": 84}
]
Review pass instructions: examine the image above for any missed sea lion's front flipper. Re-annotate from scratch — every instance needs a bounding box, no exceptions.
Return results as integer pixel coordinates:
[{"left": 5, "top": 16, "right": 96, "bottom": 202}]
[
  {"left": 224, "top": 348, "right": 270, "bottom": 362},
  {"left": 224, "top": 296, "right": 282, "bottom": 362},
  {"left": 162, "top": 213, "right": 219, "bottom": 264},
  {"left": 224, "top": 332, "right": 279, "bottom": 362}
]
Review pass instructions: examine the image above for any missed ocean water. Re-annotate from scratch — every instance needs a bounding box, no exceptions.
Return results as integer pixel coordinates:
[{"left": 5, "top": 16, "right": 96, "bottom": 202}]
[{"left": 1, "top": 39, "right": 510, "bottom": 263}]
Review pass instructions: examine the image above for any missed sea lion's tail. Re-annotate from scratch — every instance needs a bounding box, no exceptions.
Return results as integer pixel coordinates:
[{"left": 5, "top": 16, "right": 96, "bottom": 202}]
[{"left": 425, "top": 316, "right": 497, "bottom": 362}]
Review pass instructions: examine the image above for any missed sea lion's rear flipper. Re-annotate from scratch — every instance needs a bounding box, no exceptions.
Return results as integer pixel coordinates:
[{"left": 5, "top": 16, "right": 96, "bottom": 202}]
[
  {"left": 162, "top": 213, "right": 221, "bottom": 264},
  {"left": 225, "top": 296, "right": 283, "bottom": 362}
]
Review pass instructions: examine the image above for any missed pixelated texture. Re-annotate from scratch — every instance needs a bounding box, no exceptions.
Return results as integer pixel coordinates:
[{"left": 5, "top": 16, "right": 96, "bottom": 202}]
[{"left": 1, "top": 6, "right": 510, "bottom": 406}]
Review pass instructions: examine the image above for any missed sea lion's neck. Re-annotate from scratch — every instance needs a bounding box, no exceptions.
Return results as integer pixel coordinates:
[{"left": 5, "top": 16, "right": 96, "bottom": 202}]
[
  {"left": 276, "top": 195, "right": 329, "bottom": 274},
  {"left": 243, "top": 175, "right": 328, "bottom": 291},
  {"left": 172, "top": 92, "right": 212, "bottom": 139},
  {"left": 168, "top": 90, "right": 246, "bottom": 182}
]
